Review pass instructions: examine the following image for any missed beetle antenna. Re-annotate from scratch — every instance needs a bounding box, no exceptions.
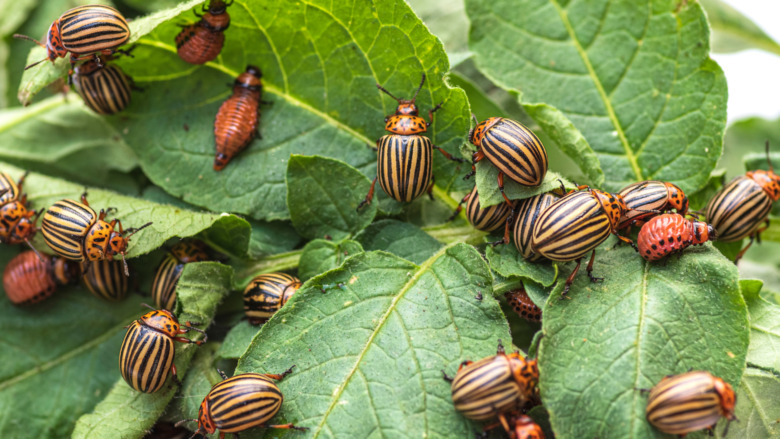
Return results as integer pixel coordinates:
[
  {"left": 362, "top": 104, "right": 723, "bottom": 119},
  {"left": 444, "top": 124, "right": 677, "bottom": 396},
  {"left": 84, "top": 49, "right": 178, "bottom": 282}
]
[
  {"left": 376, "top": 83, "right": 401, "bottom": 102},
  {"left": 471, "top": 114, "right": 478, "bottom": 126},
  {"left": 174, "top": 419, "right": 197, "bottom": 428},
  {"left": 25, "top": 240, "right": 44, "bottom": 262},
  {"left": 23, "top": 57, "right": 49, "bottom": 70},
  {"left": 123, "top": 222, "right": 153, "bottom": 238},
  {"left": 13, "top": 33, "right": 44, "bottom": 47},
  {"left": 121, "top": 253, "right": 130, "bottom": 277},
  {"left": 182, "top": 324, "right": 209, "bottom": 343},
  {"left": 411, "top": 73, "right": 426, "bottom": 102},
  {"left": 141, "top": 302, "right": 158, "bottom": 311}
]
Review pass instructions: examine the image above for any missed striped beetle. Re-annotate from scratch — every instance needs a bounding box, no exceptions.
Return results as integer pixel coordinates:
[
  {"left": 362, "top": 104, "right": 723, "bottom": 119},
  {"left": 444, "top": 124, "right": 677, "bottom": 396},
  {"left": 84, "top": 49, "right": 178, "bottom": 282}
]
[
  {"left": 0, "top": 172, "right": 41, "bottom": 250},
  {"left": 81, "top": 259, "right": 128, "bottom": 301},
  {"left": 73, "top": 56, "right": 134, "bottom": 115},
  {"left": 618, "top": 180, "right": 689, "bottom": 230},
  {"left": 243, "top": 272, "right": 302, "bottom": 325},
  {"left": 3, "top": 251, "right": 78, "bottom": 305},
  {"left": 531, "top": 186, "right": 636, "bottom": 297},
  {"left": 15, "top": 5, "right": 130, "bottom": 72},
  {"left": 637, "top": 214, "right": 716, "bottom": 262},
  {"left": 119, "top": 308, "right": 207, "bottom": 393},
  {"left": 512, "top": 192, "right": 558, "bottom": 260},
  {"left": 178, "top": 369, "right": 307, "bottom": 438},
  {"left": 645, "top": 371, "right": 737, "bottom": 437},
  {"left": 449, "top": 186, "right": 513, "bottom": 233},
  {"left": 41, "top": 192, "right": 152, "bottom": 276},
  {"left": 443, "top": 340, "right": 538, "bottom": 423},
  {"left": 705, "top": 141, "right": 780, "bottom": 263},
  {"left": 214, "top": 66, "right": 263, "bottom": 170},
  {"left": 176, "top": 0, "right": 232, "bottom": 65},
  {"left": 465, "top": 117, "right": 548, "bottom": 204},
  {"left": 358, "top": 74, "right": 464, "bottom": 208},
  {"left": 152, "top": 240, "right": 210, "bottom": 310},
  {"left": 504, "top": 288, "right": 542, "bottom": 323}
]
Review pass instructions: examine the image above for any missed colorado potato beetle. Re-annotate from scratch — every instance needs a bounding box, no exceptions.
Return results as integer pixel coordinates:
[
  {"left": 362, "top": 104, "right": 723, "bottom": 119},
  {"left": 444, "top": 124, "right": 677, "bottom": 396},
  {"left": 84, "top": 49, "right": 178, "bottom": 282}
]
[
  {"left": 466, "top": 117, "right": 548, "bottom": 204},
  {"left": 119, "top": 308, "right": 207, "bottom": 393},
  {"left": 645, "top": 371, "right": 737, "bottom": 437},
  {"left": 213, "top": 65, "right": 263, "bottom": 170},
  {"left": 81, "top": 259, "right": 128, "bottom": 301},
  {"left": 243, "top": 272, "right": 302, "bottom": 325},
  {"left": 618, "top": 180, "right": 689, "bottom": 229},
  {"left": 512, "top": 192, "right": 558, "bottom": 260},
  {"left": 152, "top": 240, "right": 210, "bottom": 310},
  {"left": 176, "top": 0, "right": 231, "bottom": 65},
  {"left": 358, "top": 74, "right": 464, "bottom": 208},
  {"left": 450, "top": 186, "right": 513, "bottom": 233},
  {"left": 0, "top": 172, "right": 41, "bottom": 249},
  {"left": 73, "top": 57, "right": 134, "bottom": 115},
  {"left": 705, "top": 142, "right": 780, "bottom": 263},
  {"left": 41, "top": 192, "right": 152, "bottom": 276},
  {"left": 3, "top": 251, "right": 78, "bottom": 305},
  {"left": 484, "top": 413, "right": 545, "bottom": 439},
  {"left": 504, "top": 288, "right": 542, "bottom": 323},
  {"left": 443, "top": 340, "right": 538, "bottom": 423},
  {"left": 531, "top": 186, "right": 636, "bottom": 297},
  {"left": 15, "top": 5, "right": 130, "bottom": 71},
  {"left": 179, "top": 369, "right": 307, "bottom": 438},
  {"left": 637, "top": 214, "right": 716, "bottom": 262}
]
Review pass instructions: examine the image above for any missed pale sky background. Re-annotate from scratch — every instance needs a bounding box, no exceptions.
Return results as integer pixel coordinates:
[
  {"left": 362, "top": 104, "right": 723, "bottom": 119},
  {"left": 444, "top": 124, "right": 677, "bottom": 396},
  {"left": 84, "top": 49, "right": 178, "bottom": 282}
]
[{"left": 713, "top": 0, "right": 780, "bottom": 123}]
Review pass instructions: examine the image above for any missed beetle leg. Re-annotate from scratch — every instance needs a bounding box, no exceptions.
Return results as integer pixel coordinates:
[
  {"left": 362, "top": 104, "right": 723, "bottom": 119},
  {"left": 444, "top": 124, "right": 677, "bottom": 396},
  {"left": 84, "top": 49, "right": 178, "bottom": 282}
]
[
  {"left": 586, "top": 249, "right": 603, "bottom": 283},
  {"left": 426, "top": 175, "right": 436, "bottom": 200},
  {"left": 427, "top": 102, "right": 443, "bottom": 127},
  {"left": 170, "top": 364, "right": 181, "bottom": 385},
  {"left": 433, "top": 145, "right": 466, "bottom": 163},
  {"left": 464, "top": 150, "right": 485, "bottom": 180},
  {"left": 497, "top": 172, "right": 512, "bottom": 205},
  {"left": 264, "top": 365, "right": 296, "bottom": 381},
  {"left": 614, "top": 234, "right": 638, "bottom": 251},
  {"left": 456, "top": 360, "right": 473, "bottom": 372},
  {"left": 357, "top": 177, "right": 377, "bottom": 211},
  {"left": 560, "top": 257, "right": 583, "bottom": 299},
  {"left": 263, "top": 423, "right": 308, "bottom": 432},
  {"left": 441, "top": 369, "right": 454, "bottom": 382},
  {"left": 447, "top": 192, "right": 471, "bottom": 222},
  {"left": 80, "top": 191, "right": 90, "bottom": 206},
  {"left": 490, "top": 205, "right": 516, "bottom": 246},
  {"left": 216, "top": 368, "right": 229, "bottom": 380},
  {"left": 733, "top": 236, "right": 756, "bottom": 265}
]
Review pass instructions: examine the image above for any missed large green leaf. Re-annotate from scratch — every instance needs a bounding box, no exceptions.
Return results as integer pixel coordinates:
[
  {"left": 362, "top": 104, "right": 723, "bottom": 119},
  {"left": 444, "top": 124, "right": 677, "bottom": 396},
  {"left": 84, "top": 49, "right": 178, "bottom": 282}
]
[
  {"left": 466, "top": 0, "right": 727, "bottom": 193},
  {"left": 236, "top": 244, "right": 510, "bottom": 438},
  {"left": 72, "top": 262, "right": 232, "bottom": 438},
  {"left": 287, "top": 155, "right": 376, "bottom": 241},
  {"left": 700, "top": 0, "right": 780, "bottom": 56},
  {"left": 0, "top": 96, "right": 138, "bottom": 188},
  {"left": 0, "top": 163, "right": 251, "bottom": 258},
  {"left": 298, "top": 238, "right": 364, "bottom": 281},
  {"left": 743, "top": 279, "right": 780, "bottom": 371},
  {"left": 485, "top": 244, "right": 558, "bottom": 288},
  {"left": 0, "top": 247, "right": 144, "bottom": 438},
  {"left": 55, "top": 0, "right": 472, "bottom": 222},
  {"left": 405, "top": 0, "right": 471, "bottom": 67},
  {"left": 731, "top": 366, "right": 780, "bottom": 439},
  {"left": 0, "top": 0, "right": 37, "bottom": 108},
  {"left": 354, "top": 219, "right": 443, "bottom": 264},
  {"left": 539, "top": 242, "right": 748, "bottom": 438}
]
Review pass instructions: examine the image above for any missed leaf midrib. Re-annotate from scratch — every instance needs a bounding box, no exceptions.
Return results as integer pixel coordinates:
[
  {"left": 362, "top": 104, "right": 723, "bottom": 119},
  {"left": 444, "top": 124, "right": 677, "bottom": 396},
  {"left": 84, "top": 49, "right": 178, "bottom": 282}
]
[
  {"left": 310, "top": 245, "right": 451, "bottom": 438},
  {"left": 549, "top": 0, "right": 642, "bottom": 181}
]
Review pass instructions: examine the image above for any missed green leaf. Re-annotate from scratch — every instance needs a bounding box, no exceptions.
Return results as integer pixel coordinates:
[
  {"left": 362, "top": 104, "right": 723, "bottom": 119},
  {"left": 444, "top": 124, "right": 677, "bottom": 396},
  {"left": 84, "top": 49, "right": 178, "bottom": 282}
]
[
  {"left": 354, "top": 219, "right": 443, "bottom": 264},
  {"left": 101, "top": 0, "right": 470, "bottom": 221},
  {"left": 298, "top": 238, "right": 364, "bottom": 281},
  {"left": 0, "top": 163, "right": 251, "bottom": 258},
  {"left": 466, "top": 0, "right": 727, "bottom": 193},
  {"left": 743, "top": 279, "right": 780, "bottom": 371},
  {"left": 722, "top": 116, "right": 780, "bottom": 178},
  {"left": 17, "top": 0, "right": 204, "bottom": 105},
  {"left": 688, "top": 168, "right": 726, "bottom": 211},
  {"left": 72, "top": 262, "right": 232, "bottom": 438},
  {"left": 0, "top": 95, "right": 139, "bottom": 186},
  {"left": 539, "top": 242, "right": 748, "bottom": 438},
  {"left": 730, "top": 366, "right": 780, "bottom": 439},
  {"left": 700, "top": 0, "right": 780, "bottom": 56},
  {"left": 0, "top": 0, "right": 37, "bottom": 108},
  {"left": 0, "top": 248, "right": 145, "bottom": 438},
  {"left": 165, "top": 341, "right": 222, "bottom": 425},
  {"left": 236, "top": 244, "right": 510, "bottom": 437},
  {"left": 287, "top": 155, "right": 376, "bottom": 241},
  {"left": 405, "top": 0, "right": 471, "bottom": 67},
  {"left": 485, "top": 244, "right": 558, "bottom": 288},
  {"left": 476, "top": 165, "right": 572, "bottom": 208},
  {"left": 217, "top": 320, "right": 260, "bottom": 361},
  {"left": 447, "top": 72, "right": 506, "bottom": 122}
]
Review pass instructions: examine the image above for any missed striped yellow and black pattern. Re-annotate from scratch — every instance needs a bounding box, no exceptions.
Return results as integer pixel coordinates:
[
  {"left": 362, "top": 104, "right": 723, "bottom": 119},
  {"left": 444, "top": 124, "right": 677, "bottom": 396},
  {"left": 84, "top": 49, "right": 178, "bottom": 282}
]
[
  {"left": 75, "top": 62, "right": 132, "bottom": 115},
  {"left": 705, "top": 176, "right": 772, "bottom": 242},
  {"left": 376, "top": 134, "right": 433, "bottom": 203},
  {"left": 513, "top": 193, "right": 557, "bottom": 261},
  {"left": 0, "top": 172, "right": 19, "bottom": 205},
  {"left": 618, "top": 180, "right": 672, "bottom": 228},
  {"left": 477, "top": 118, "right": 547, "bottom": 187},
  {"left": 531, "top": 191, "right": 611, "bottom": 262},
  {"left": 152, "top": 254, "right": 183, "bottom": 310},
  {"left": 465, "top": 187, "right": 512, "bottom": 232},
  {"left": 81, "top": 259, "right": 128, "bottom": 301},
  {"left": 451, "top": 355, "right": 527, "bottom": 420},
  {"left": 243, "top": 273, "right": 301, "bottom": 324},
  {"left": 58, "top": 5, "right": 129, "bottom": 54},
  {"left": 205, "top": 373, "right": 283, "bottom": 433},
  {"left": 119, "top": 319, "right": 175, "bottom": 393},
  {"left": 41, "top": 199, "right": 96, "bottom": 261},
  {"left": 646, "top": 371, "right": 735, "bottom": 436}
]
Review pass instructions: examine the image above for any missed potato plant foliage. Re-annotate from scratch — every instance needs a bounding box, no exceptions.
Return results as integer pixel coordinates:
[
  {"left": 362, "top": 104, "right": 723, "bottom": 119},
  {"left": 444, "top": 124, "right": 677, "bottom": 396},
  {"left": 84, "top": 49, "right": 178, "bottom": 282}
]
[{"left": 0, "top": 0, "right": 779, "bottom": 438}]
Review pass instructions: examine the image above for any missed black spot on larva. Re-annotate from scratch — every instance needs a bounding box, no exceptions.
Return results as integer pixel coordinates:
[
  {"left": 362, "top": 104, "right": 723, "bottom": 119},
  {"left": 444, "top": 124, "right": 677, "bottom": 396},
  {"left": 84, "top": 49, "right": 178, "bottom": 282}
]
[
  {"left": 677, "top": 235, "right": 682, "bottom": 241},
  {"left": 659, "top": 239, "right": 665, "bottom": 245},
  {"left": 645, "top": 250, "right": 651, "bottom": 254},
  {"left": 652, "top": 244, "right": 657, "bottom": 250}
]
